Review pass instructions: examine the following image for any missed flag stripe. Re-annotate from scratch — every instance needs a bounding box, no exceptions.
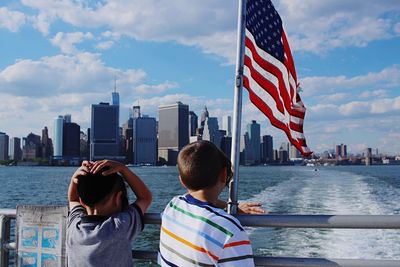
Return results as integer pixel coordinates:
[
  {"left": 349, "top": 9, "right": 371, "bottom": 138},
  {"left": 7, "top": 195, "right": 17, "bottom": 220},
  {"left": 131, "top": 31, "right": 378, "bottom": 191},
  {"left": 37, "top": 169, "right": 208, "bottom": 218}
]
[
  {"left": 243, "top": 64, "right": 305, "bottom": 139},
  {"left": 244, "top": 0, "right": 312, "bottom": 156},
  {"left": 243, "top": 74, "right": 309, "bottom": 154},
  {"left": 245, "top": 32, "right": 305, "bottom": 118}
]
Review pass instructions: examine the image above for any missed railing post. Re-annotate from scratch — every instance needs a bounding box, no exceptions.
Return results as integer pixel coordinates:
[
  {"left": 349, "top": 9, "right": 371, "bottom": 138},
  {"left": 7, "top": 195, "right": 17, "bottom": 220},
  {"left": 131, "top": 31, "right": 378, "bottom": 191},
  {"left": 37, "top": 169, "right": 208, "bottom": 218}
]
[{"left": 0, "top": 215, "right": 11, "bottom": 267}]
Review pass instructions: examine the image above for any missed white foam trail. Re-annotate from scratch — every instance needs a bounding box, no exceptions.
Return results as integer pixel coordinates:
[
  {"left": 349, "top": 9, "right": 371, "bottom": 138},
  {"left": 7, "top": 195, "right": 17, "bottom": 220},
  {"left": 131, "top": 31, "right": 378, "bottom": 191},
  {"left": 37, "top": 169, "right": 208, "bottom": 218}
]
[{"left": 245, "top": 167, "right": 400, "bottom": 259}]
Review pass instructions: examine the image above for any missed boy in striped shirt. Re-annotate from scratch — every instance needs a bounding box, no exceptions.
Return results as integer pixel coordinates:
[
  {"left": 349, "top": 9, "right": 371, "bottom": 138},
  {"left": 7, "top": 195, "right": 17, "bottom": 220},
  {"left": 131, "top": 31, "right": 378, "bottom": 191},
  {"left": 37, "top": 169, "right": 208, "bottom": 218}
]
[{"left": 159, "top": 140, "right": 263, "bottom": 266}]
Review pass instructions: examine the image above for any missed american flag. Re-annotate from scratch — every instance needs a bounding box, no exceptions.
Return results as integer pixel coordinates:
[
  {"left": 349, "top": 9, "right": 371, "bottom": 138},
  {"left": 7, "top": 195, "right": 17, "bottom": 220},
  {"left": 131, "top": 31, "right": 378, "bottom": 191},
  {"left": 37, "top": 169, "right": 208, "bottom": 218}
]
[{"left": 243, "top": 0, "right": 312, "bottom": 156}]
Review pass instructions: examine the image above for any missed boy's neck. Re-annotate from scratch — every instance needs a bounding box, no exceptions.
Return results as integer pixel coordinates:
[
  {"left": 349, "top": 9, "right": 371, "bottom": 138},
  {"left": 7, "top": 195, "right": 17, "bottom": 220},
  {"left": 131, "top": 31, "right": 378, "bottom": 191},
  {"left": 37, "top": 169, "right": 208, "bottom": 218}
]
[
  {"left": 85, "top": 206, "right": 110, "bottom": 216},
  {"left": 188, "top": 188, "right": 221, "bottom": 206}
]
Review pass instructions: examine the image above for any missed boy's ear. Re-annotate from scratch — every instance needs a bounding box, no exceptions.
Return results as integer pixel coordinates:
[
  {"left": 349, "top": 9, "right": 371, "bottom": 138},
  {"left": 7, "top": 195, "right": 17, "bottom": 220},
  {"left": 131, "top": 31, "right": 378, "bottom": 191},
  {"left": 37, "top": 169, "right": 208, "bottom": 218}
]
[
  {"left": 114, "top": 191, "right": 123, "bottom": 207},
  {"left": 179, "top": 176, "right": 189, "bottom": 189},
  {"left": 79, "top": 198, "right": 86, "bottom": 207},
  {"left": 219, "top": 167, "right": 227, "bottom": 184}
]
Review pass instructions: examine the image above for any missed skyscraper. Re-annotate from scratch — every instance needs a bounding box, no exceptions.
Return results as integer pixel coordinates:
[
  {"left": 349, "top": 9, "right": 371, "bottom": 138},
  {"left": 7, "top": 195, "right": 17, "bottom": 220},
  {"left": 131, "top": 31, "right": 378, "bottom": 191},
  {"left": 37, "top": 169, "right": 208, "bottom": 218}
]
[
  {"left": 261, "top": 135, "right": 273, "bottom": 163},
  {"left": 133, "top": 106, "right": 141, "bottom": 118},
  {"left": 0, "top": 132, "right": 9, "bottom": 161},
  {"left": 41, "top": 126, "right": 53, "bottom": 159},
  {"left": 90, "top": 102, "right": 121, "bottom": 161},
  {"left": 158, "top": 102, "right": 189, "bottom": 165},
  {"left": 335, "top": 143, "right": 347, "bottom": 159},
  {"left": 198, "top": 106, "right": 209, "bottom": 135},
  {"left": 289, "top": 144, "right": 302, "bottom": 159},
  {"left": 63, "top": 122, "right": 80, "bottom": 157},
  {"left": 189, "top": 111, "right": 198, "bottom": 137},
  {"left": 133, "top": 116, "right": 157, "bottom": 165},
  {"left": 240, "top": 132, "right": 255, "bottom": 165},
  {"left": 22, "top": 133, "right": 41, "bottom": 160},
  {"left": 112, "top": 78, "right": 120, "bottom": 106},
  {"left": 54, "top": 116, "right": 64, "bottom": 158},
  {"left": 222, "top": 115, "right": 232, "bottom": 137},
  {"left": 202, "top": 117, "right": 221, "bottom": 147},
  {"left": 64, "top": 114, "right": 72, "bottom": 123},
  {"left": 247, "top": 120, "right": 261, "bottom": 164},
  {"left": 10, "top": 137, "right": 22, "bottom": 161}
]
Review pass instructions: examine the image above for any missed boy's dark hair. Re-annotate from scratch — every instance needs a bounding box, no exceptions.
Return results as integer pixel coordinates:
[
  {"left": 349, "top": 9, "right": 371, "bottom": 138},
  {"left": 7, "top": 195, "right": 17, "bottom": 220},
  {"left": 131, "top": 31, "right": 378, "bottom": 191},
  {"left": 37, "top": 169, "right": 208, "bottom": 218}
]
[
  {"left": 178, "top": 140, "right": 232, "bottom": 190},
  {"left": 77, "top": 167, "right": 128, "bottom": 208}
]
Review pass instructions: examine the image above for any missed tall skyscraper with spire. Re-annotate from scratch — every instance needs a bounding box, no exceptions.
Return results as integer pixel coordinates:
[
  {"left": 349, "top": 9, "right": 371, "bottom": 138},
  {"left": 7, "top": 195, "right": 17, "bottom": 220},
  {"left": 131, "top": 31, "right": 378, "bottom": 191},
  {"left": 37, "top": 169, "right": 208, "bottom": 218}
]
[{"left": 111, "top": 76, "right": 120, "bottom": 106}]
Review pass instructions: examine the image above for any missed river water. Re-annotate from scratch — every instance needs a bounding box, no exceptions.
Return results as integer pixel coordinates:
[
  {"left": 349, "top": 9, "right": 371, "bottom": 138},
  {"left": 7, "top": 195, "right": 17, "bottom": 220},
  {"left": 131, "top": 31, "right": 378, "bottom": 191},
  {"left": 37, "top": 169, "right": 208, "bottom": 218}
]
[{"left": 0, "top": 165, "right": 399, "bottom": 264}]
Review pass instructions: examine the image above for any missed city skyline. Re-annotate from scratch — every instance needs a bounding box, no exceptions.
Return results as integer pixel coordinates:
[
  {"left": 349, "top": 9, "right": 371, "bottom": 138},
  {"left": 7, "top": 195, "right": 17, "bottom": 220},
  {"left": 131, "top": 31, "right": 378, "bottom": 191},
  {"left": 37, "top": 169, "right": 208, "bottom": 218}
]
[
  {"left": 0, "top": 100, "right": 396, "bottom": 157},
  {"left": 1, "top": 1, "right": 400, "bottom": 155}
]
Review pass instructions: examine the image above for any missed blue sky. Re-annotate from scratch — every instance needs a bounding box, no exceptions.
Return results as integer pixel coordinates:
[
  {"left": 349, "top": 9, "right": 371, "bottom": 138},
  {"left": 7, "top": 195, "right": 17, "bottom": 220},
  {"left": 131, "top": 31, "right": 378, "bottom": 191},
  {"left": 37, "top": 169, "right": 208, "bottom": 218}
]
[{"left": 0, "top": 0, "right": 399, "bottom": 155}]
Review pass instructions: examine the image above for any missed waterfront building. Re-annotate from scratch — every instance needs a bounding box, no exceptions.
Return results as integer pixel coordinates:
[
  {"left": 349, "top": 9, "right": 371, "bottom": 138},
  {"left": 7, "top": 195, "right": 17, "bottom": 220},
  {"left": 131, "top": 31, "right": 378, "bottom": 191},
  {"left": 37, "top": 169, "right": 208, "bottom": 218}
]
[
  {"left": 41, "top": 127, "right": 53, "bottom": 159},
  {"left": 220, "top": 136, "right": 232, "bottom": 159},
  {"left": 240, "top": 132, "right": 255, "bottom": 165},
  {"left": 158, "top": 102, "right": 189, "bottom": 165},
  {"left": 222, "top": 115, "right": 232, "bottom": 137},
  {"left": 133, "top": 116, "right": 157, "bottom": 165},
  {"left": 9, "top": 137, "right": 21, "bottom": 161},
  {"left": 0, "top": 132, "right": 9, "bottom": 161},
  {"left": 112, "top": 91, "right": 120, "bottom": 106},
  {"left": 79, "top": 131, "right": 89, "bottom": 159},
  {"left": 281, "top": 142, "right": 290, "bottom": 153},
  {"left": 90, "top": 102, "right": 121, "bottom": 161},
  {"left": 198, "top": 106, "right": 209, "bottom": 136},
  {"left": 63, "top": 122, "right": 80, "bottom": 157},
  {"left": 64, "top": 114, "right": 71, "bottom": 123},
  {"left": 202, "top": 117, "right": 221, "bottom": 147},
  {"left": 365, "top": 147, "right": 372, "bottom": 165},
  {"left": 53, "top": 116, "right": 64, "bottom": 158},
  {"left": 189, "top": 111, "right": 198, "bottom": 137},
  {"left": 133, "top": 105, "right": 141, "bottom": 119},
  {"left": 189, "top": 135, "right": 202, "bottom": 143},
  {"left": 261, "top": 135, "right": 273, "bottom": 163},
  {"left": 289, "top": 144, "right": 302, "bottom": 159},
  {"left": 22, "top": 133, "right": 41, "bottom": 160},
  {"left": 247, "top": 120, "right": 261, "bottom": 164},
  {"left": 335, "top": 143, "right": 347, "bottom": 159},
  {"left": 278, "top": 145, "right": 289, "bottom": 163}
]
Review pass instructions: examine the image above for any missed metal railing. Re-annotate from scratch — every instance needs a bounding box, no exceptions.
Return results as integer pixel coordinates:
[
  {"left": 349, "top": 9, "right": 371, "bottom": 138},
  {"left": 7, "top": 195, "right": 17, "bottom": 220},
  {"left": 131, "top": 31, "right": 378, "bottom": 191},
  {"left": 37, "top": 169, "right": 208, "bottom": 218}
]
[{"left": 1, "top": 209, "right": 400, "bottom": 267}]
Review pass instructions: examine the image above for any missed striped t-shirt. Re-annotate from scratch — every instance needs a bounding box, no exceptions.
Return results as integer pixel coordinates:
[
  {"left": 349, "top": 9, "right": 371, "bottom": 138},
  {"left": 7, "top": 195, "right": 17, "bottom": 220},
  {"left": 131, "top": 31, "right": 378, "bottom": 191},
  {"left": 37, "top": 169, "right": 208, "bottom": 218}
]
[{"left": 158, "top": 194, "right": 254, "bottom": 266}]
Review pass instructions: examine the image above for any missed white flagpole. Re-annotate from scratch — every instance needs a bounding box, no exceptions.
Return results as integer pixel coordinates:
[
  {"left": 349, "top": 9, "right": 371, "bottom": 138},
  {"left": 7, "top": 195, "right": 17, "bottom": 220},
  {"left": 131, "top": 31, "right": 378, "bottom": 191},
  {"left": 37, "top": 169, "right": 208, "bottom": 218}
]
[{"left": 228, "top": 0, "right": 247, "bottom": 215}]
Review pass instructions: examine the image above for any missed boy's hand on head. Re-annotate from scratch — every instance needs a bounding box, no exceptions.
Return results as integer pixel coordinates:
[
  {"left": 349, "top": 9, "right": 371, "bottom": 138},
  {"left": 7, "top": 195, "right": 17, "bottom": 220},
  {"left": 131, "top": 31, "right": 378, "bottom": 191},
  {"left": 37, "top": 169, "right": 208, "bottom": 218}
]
[
  {"left": 71, "top": 161, "right": 92, "bottom": 184},
  {"left": 90, "top": 159, "right": 124, "bottom": 176},
  {"left": 238, "top": 202, "right": 267, "bottom": 215}
]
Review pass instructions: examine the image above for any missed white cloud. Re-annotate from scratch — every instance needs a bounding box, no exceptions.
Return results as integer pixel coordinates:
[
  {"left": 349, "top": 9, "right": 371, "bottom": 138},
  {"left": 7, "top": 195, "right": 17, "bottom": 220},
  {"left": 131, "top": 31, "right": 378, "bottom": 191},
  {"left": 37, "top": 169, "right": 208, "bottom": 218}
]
[
  {"left": 15, "top": 0, "right": 400, "bottom": 63},
  {"left": 279, "top": 0, "right": 400, "bottom": 54},
  {"left": 301, "top": 66, "right": 400, "bottom": 96},
  {"left": 0, "top": 7, "right": 26, "bottom": 32},
  {"left": 31, "top": 12, "right": 54, "bottom": 36},
  {"left": 359, "top": 89, "right": 388, "bottom": 99},
  {"left": 395, "top": 23, "right": 400, "bottom": 35},
  {"left": 318, "top": 93, "right": 349, "bottom": 103},
  {"left": 338, "top": 101, "right": 370, "bottom": 116},
  {"left": 0, "top": 52, "right": 147, "bottom": 97},
  {"left": 134, "top": 81, "right": 179, "bottom": 95},
  {"left": 50, "top": 32, "right": 94, "bottom": 54},
  {"left": 95, "top": 40, "right": 114, "bottom": 50}
]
